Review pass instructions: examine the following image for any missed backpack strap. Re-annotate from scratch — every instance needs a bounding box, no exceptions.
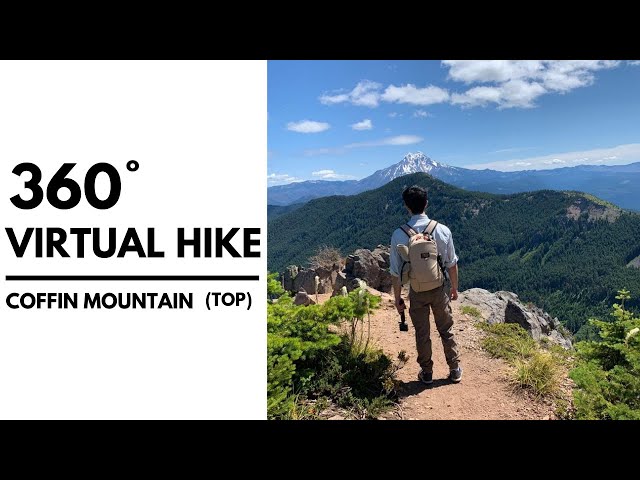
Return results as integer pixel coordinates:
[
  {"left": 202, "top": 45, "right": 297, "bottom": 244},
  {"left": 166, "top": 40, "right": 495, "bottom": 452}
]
[
  {"left": 424, "top": 220, "right": 438, "bottom": 235},
  {"left": 400, "top": 224, "right": 418, "bottom": 238}
]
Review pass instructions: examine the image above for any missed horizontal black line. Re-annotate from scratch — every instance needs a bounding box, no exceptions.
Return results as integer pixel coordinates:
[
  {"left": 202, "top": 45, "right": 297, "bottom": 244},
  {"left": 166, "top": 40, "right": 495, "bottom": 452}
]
[{"left": 6, "top": 275, "right": 260, "bottom": 282}]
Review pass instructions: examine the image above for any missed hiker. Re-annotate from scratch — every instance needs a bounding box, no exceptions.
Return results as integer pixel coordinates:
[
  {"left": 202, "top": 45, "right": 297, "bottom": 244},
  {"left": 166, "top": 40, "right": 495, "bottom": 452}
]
[{"left": 389, "top": 185, "right": 462, "bottom": 384}]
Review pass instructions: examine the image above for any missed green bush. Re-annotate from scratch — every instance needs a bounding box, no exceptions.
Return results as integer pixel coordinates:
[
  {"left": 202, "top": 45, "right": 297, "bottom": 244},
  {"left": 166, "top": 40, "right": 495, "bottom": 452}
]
[
  {"left": 267, "top": 271, "right": 285, "bottom": 299},
  {"left": 267, "top": 276, "right": 401, "bottom": 419},
  {"left": 295, "top": 337, "right": 404, "bottom": 418},
  {"left": 570, "top": 289, "right": 640, "bottom": 420}
]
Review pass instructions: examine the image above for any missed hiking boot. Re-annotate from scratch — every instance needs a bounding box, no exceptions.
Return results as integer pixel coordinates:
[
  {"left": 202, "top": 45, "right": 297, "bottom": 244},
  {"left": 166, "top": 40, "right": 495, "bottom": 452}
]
[
  {"left": 418, "top": 369, "right": 433, "bottom": 385},
  {"left": 449, "top": 367, "right": 463, "bottom": 383}
]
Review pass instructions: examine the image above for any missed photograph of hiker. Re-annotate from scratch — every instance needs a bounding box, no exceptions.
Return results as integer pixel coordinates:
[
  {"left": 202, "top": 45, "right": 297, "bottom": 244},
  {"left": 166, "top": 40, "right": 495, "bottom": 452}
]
[{"left": 267, "top": 60, "right": 640, "bottom": 420}]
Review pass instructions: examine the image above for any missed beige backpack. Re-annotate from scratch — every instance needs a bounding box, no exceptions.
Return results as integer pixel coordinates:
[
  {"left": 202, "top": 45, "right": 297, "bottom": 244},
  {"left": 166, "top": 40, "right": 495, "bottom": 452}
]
[{"left": 396, "top": 220, "right": 444, "bottom": 292}]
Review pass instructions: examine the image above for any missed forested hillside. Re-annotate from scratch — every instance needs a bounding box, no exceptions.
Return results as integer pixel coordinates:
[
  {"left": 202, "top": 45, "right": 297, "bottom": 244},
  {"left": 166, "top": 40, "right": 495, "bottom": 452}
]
[
  {"left": 268, "top": 173, "right": 640, "bottom": 338},
  {"left": 267, "top": 203, "right": 303, "bottom": 221}
]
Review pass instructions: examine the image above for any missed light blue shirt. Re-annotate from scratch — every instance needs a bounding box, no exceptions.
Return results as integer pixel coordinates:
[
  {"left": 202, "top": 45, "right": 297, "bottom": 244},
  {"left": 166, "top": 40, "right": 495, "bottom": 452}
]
[{"left": 389, "top": 213, "right": 458, "bottom": 277}]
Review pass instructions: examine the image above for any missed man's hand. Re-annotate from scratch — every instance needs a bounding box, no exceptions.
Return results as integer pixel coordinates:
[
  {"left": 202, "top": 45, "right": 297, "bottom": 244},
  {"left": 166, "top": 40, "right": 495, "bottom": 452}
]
[
  {"left": 395, "top": 297, "right": 406, "bottom": 313},
  {"left": 449, "top": 288, "right": 458, "bottom": 301}
]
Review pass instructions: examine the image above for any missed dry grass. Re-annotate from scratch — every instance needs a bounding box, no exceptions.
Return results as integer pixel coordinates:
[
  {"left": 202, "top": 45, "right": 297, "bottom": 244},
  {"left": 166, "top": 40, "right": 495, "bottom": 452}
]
[
  {"left": 309, "top": 245, "right": 343, "bottom": 269},
  {"left": 512, "top": 351, "right": 561, "bottom": 397},
  {"left": 477, "top": 322, "right": 563, "bottom": 398}
]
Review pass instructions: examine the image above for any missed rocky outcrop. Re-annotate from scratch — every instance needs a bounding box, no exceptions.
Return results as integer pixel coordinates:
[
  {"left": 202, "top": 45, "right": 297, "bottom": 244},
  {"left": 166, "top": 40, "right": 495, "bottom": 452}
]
[
  {"left": 458, "top": 288, "right": 572, "bottom": 349},
  {"left": 283, "top": 264, "right": 340, "bottom": 295},
  {"left": 283, "top": 245, "right": 393, "bottom": 298},
  {"left": 332, "top": 245, "right": 393, "bottom": 295},
  {"left": 283, "top": 265, "right": 299, "bottom": 292},
  {"left": 565, "top": 197, "right": 620, "bottom": 223},
  {"left": 292, "top": 269, "right": 318, "bottom": 294},
  {"left": 628, "top": 255, "right": 640, "bottom": 269}
]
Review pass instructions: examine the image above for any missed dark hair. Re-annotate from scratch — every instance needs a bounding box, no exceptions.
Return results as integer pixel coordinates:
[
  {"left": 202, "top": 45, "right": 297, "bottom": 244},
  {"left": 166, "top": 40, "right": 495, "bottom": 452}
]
[{"left": 402, "top": 185, "right": 427, "bottom": 214}]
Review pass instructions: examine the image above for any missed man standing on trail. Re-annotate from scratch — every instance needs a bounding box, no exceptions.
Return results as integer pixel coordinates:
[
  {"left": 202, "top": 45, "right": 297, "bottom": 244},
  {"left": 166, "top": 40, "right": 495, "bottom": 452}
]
[{"left": 389, "top": 185, "right": 462, "bottom": 384}]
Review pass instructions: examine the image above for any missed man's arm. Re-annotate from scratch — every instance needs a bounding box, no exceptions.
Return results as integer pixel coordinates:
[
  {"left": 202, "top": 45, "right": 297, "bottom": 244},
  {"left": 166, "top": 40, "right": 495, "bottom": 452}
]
[
  {"left": 392, "top": 275, "right": 405, "bottom": 313},
  {"left": 448, "top": 264, "right": 458, "bottom": 301},
  {"left": 443, "top": 229, "right": 459, "bottom": 301},
  {"left": 389, "top": 229, "right": 406, "bottom": 313}
]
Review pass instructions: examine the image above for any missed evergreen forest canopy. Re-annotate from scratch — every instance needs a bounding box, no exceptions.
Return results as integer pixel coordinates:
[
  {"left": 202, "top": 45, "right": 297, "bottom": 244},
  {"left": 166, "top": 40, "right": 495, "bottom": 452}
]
[{"left": 267, "top": 173, "right": 640, "bottom": 339}]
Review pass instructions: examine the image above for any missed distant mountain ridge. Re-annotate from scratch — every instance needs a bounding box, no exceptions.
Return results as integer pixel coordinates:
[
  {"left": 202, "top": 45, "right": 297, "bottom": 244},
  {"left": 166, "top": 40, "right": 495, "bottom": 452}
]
[
  {"left": 268, "top": 172, "right": 640, "bottom": 338},
  {"left": 268, "top": 152, "right": 640, "bottom": 211}
]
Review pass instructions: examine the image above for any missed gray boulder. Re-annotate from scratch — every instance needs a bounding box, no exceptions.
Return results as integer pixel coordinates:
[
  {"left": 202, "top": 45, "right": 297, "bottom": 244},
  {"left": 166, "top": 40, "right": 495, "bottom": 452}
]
[
  {"left": 352, "top": 249, "right": 380, "bottom": 287},
  {"left": 344, "top": 246, "right": 393, "bottom": 294},
  {"left": 332, "top": 271, "right": 349, "bottom": 296},
  {"left": 315, "top": 266, "right": 339, "bottom": 293},
  {"left": 334, "top": 246, "right": 394, "bottom": 295},
  {"left": 294, "top": 289, "right": 316, "bottom": 306},
  {"left": 292, "top": 269, "right": 318, "bottom": 294},
  {"left": 457, "top": 288, "right": 512, "bottom": 324},
  {"left": 458, "top": 288, "right": 572, "bottom": 349},
  {"left": 372, "top": 245, "right": 391, "bottom": 268},
  {"left": 283, "top": 265, "right": 299, "bottom": 292},
  {"left": 287, "top": 265, "right": 338, "bottom": 295}
]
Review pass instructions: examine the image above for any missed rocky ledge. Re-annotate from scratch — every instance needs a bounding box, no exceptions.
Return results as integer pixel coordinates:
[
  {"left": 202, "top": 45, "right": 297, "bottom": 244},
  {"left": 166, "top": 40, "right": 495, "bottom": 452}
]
[
  {"left": 458, "top": 288, "right": 572, "bottom": 349},
  {"left": 282, "top": 245, "right": 393, "bottom": 300}
]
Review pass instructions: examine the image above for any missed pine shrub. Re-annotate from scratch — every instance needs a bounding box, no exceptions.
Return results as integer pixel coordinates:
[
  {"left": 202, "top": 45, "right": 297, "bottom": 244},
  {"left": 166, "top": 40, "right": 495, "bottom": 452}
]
[{"left": 570, "top": 289, "right": 640, "bottom": 419}]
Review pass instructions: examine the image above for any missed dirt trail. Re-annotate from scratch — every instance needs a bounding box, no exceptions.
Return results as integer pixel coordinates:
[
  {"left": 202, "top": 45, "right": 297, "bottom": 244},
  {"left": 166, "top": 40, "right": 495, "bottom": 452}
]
[{"left": 320, "top": 289, "right": 558, "bottom": 420}]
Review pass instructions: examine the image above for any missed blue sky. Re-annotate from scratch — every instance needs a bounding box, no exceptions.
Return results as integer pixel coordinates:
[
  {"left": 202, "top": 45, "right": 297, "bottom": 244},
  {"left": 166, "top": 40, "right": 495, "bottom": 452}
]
[{"left": 268, "top": 60, "right": 640, "bottom": 185}]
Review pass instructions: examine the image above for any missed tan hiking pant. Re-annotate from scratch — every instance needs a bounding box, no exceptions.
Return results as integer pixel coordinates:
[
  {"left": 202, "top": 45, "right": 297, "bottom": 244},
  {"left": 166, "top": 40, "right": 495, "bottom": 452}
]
[{"left": 408, "top": 285, "right": 460, "bottom": 372}]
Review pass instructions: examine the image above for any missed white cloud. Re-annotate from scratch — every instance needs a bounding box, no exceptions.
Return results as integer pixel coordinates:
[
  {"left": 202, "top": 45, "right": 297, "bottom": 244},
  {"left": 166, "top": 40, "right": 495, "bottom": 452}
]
[
  {"left": 319, "top": 80, "right": 382, "bottom": 107},
  {"left": 346, "top": 135, "right": 423, "bottom": 148},
  {"left": 381, "top": 84, "right": 450, "bottom": 106},
  {"left": 351, "top": 119, "right": 373, "bottom": 130},
  {"left": 467, "top": 143, "right": 640, "bottom": 171},
  {"left": 489, "top": 147, "right": 532, "bottom": 154},
  {"left": 451, "top": 85, "right": 503, "bottom": 107},
  {"left": 388, "top": 112, "right": 401, "bottom": 118},
  {"left": 267, "top": 173, "right": 302, "bottom": 186},
  {"left": 319, "top": 93, "right": 349, "bottom": 104},
  {"left": 443, "top": 60, "right": 545, "bottom": 83},
  {"left": 320, "top": 81, "right": 449, "bottom": 108},
  {"left": 304, "top": 147, "right": 345, "bottom": 156},
  {"left": 287, "top": 120, "right": 330, "bottom": 133},
  {"left": 413, "top": 109, "right": 430, "bottom": 118},
  {"left": 311, "top": 169, "right": 354, "bottom": 180},
  {"left": 305, "top": 134, "right": 423, "bottom": 156},
  {"left": 349, "top": 81, "right": 382, "bottom": 107},
  {"left": 629, "top": 61, "right": 640, "bottom": 66},
  {"left": 318, "top": 61, "right": 622, "bottom": 113},
  {"left": 444, "top": 60, "right": 620, "bottom": 109},
  {"left": 451, "top": 80, "right": 546, "bottom": 108}
]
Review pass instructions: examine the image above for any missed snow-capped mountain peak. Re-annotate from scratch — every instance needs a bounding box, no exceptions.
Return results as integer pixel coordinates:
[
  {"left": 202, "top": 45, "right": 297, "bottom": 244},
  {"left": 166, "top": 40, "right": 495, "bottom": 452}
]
[
  {"left": 388, "top": 152, "right": 440, "bottom": 178},
  {"left": 357, "top": 151, "right": 458, "bottom": 189}
]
